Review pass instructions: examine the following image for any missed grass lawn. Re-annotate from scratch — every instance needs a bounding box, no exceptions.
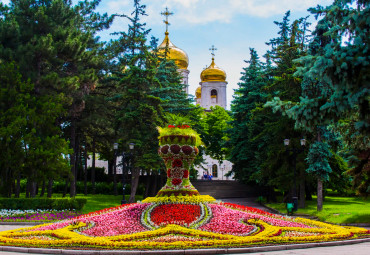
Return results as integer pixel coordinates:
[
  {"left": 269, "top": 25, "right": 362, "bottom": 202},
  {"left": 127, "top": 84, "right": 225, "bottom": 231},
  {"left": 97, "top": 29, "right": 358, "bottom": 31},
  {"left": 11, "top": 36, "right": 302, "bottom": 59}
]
[
  {"left": 28, "top": 193, "right": 143, "bottom": 214},
  {"left": 76, "top": 194, "right": 143, "bottom": 214},
  {"left": 266, "top": 195, "right": 370, "bottom": 224}
]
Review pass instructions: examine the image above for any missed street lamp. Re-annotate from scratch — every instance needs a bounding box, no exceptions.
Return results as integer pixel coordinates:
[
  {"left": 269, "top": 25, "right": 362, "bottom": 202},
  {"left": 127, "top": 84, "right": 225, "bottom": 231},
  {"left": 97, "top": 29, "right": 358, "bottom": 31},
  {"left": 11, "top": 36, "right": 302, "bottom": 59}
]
[
  {"left": 284, "top": 138, "right": 306, "bottom": 213},
  {"left": 121, "top": 143, "right": 135, "bottom": 204},
  {"left": 113, "top": 143, "right": 119, "bottom": 196}
]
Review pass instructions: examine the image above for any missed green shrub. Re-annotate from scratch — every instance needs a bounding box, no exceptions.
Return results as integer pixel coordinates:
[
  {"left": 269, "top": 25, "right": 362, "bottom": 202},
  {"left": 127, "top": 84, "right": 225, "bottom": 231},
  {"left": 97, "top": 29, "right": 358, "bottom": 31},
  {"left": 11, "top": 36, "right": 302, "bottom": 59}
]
[{"left": 0, "top": 198, "right": 87, "bottom": 210}]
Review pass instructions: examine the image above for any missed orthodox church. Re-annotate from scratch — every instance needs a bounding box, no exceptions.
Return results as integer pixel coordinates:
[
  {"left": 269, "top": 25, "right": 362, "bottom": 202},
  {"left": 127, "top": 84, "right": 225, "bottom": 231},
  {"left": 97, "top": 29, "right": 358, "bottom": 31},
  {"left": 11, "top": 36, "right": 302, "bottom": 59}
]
[
  {"left": 88, "top": 8, "right": 233, "bottom": 180},
  {"left": 158, "top": 8, "right": 233, "bottom": 180}
]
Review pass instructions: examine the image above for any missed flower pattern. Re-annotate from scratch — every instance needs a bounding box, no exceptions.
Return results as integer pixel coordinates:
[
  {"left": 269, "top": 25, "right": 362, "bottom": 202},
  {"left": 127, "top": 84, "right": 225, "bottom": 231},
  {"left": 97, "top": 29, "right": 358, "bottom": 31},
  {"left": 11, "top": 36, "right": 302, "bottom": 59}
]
[
  {"left": 0, "top": 130, "right": 369, "bottom": 250},
  {"left": 1, "top": 198, "right": 369, "bottom": 250}
]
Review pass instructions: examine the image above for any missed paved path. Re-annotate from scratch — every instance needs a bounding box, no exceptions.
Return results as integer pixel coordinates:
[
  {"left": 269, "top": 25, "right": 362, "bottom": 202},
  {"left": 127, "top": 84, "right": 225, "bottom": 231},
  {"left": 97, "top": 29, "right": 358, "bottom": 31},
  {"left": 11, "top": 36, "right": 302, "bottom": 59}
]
[{"left": 221, "top": 197, "right": 278, "bottom": 213}]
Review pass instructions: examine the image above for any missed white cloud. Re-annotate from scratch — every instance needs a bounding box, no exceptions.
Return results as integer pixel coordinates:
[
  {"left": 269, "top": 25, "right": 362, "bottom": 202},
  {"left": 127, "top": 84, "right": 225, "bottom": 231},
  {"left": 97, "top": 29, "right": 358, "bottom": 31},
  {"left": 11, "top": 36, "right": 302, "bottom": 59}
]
[
  {"left": 106, "top": 0, "right": 130, "bottom": 11},
  {"left": 142, "top": 0, "right": 333, "bottom": 25}
]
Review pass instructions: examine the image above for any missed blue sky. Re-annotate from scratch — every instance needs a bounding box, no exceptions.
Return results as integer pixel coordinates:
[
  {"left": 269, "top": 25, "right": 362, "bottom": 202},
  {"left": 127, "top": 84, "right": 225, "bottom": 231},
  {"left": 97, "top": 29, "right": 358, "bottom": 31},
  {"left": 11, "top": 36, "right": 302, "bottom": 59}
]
[{"left": 1, "top": 0, "right": 332, "bottom": 109}]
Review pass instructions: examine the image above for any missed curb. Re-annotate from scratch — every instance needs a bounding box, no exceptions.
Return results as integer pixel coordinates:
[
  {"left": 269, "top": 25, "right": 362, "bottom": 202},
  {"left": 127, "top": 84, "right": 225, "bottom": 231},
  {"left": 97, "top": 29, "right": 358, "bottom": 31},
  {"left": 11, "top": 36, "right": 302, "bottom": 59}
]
[{"left": 0, "top": 238, "right": 369, "bottom": 254}]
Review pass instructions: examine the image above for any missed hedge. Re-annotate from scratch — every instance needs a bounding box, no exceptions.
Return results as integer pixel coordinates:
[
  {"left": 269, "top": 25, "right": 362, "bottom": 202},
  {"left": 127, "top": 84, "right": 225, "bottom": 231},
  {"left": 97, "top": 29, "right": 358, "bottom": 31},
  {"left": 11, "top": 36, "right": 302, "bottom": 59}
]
[{"left": 0, "top": 198, "right": 87, "bottom": 210}]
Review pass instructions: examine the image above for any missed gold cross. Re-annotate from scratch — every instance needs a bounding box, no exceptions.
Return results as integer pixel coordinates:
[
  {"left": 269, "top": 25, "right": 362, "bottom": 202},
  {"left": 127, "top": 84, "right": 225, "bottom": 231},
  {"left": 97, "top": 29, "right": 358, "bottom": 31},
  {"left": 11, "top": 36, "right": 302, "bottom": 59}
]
[
  {"left": 161, "top": 7, "right": 174, "bottom": 32},
  {"left": 209, "top": 45, "right": 217, "bottom": 57}
]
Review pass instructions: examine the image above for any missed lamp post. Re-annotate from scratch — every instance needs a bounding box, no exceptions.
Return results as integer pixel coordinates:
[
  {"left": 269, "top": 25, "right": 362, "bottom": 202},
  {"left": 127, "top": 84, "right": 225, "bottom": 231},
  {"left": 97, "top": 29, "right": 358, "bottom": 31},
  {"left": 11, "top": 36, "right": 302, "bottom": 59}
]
[
  {"left": 113, "top": 143, "right": 118, "bottom": 196},
  {"left": 284, "top": 138, "right": 306, "bottom": 212},
  {"left": 121, "top": 143, "right": 135, "bottom": 204}
]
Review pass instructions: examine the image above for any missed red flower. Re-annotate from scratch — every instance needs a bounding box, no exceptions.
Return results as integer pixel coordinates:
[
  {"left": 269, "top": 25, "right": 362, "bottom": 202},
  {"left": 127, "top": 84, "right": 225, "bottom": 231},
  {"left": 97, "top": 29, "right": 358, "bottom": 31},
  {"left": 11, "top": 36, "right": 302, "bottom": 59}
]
[
  {"left": 160, "top": 145, "right": 169, "bottom": 154},
  {"left": 151, "top": 204, "right": 201, "bottom": 226},
  {"left": 172, "top": 159, "right": 183, "bottom": 168},
  {"left": 170, "top": 145, "right": 181, "bottom": 154},
  {"left": 181, "top": 145, "right": 193, "bottom": 155},
  {"left": 183, "top": 170, "right": 189, "bottom": 178},
  {"left": 167, "top": 169, "right": 171, "bottom": 178},
  {"left": 168, "top": 125, "right": 175, "bottom": 128},
  {"left": 171, "top": 178, "right": 182, "bottom": 186}
]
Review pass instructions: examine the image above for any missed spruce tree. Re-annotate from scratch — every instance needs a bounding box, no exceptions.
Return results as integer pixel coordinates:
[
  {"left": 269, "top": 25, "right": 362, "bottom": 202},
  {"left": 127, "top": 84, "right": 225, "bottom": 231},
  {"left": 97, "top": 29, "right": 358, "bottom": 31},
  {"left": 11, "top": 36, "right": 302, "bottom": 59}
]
[
  {"left": 228, "top": 48, "right": 267, "bottom": 183},
  {"left": 109, "top": 0, "right": 164, "bottom": 202}
]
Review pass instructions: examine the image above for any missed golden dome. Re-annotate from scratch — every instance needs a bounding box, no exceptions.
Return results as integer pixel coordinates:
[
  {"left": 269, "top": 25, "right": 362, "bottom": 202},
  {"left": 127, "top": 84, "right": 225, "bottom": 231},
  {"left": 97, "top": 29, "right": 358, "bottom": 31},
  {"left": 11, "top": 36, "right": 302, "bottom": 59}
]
[
  {"left": 200, "top": 57, "right": 226, "bottom": 82},
  {"left": 195, "top": 86, "right": 202, "bottom": 99},
  {"left": 158, "top": 32, "right": 189, "bottom": 70}
]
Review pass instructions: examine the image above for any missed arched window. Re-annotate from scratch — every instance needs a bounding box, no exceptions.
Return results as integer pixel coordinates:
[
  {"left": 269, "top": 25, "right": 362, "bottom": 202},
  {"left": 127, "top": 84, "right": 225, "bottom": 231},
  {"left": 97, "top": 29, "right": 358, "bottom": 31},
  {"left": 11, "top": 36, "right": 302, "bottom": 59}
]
[
  {"left": 211, "top": 89, "right": 217, "bottom": 97},
  {"left": 212, "top": 164, "right": 218, "bottom": 178},
  {"left": 211, "top": 89, "right": 218, "bottom": 104}
]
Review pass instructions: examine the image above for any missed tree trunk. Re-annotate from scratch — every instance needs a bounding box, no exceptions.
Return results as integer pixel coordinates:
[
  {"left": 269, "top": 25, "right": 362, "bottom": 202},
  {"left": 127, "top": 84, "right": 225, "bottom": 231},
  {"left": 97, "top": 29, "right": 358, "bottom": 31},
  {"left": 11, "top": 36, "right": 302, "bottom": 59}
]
[
  {"left": 317, "top": 178, "right": 323, "bottom": 211},
  {"left": 70, "top": 119, "right": 77, "bottom": 197},
  {"left": 15, "top": 173, "right": 21, "bottom": 198},
  {"left": 84, "top": 145, "right": 88, "bottom": 196},
  {"left": 91, "top": 138, "right": 96, "bottom": 195},
  {"left": 298, "top": 167, "right": 305, "bottom": 208},
  {"left": 26, "top": 179, "right": 30, "bottom": 198},
  {"left": 113, "top": 154, "right": 118, "bottom": 196},
  {"left": 47, "top": 178, "right": 53, "bottom": 198},
  {"left": 129, "top": 167, "right": 140, "bottom": 203},
  {"left": 144, "top": 170, "right": 151, "bottom": 198},
  {"left": 30, "top": 180, "right": 36, "bottom": 198},
  {"left": 316, "top": 129, "right": 323, "bottom": 211},
  {"left": 63, "top": 180, "right": 68, "bottom": 198},
  {"left": 150, "top": 172, "right": 158, "bottom": 197},
  {"left": 35, "top": 182, "right": 39, "bottom": 196},
  {"left": 40, "top": 180, "right": 45, "bottom": 197}
]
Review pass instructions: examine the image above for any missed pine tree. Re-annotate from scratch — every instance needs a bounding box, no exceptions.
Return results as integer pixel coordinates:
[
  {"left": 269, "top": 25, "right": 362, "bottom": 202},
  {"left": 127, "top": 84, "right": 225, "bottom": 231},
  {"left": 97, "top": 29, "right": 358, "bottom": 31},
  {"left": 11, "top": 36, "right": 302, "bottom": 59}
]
[
  {"left": 0, "top": 62, "right": 70, "bottom": 197},
  {"left": 153, "top": 59, "right": 193, "bottom": 114},
  {"left": 109, "top": 0, "right": 165, "bottom": 203},
  {"left": 0, "top": 0, "right": 113, "bottom": 197},
  {"left": 228, "top": 48, "right": 267, "bottom": 183}
]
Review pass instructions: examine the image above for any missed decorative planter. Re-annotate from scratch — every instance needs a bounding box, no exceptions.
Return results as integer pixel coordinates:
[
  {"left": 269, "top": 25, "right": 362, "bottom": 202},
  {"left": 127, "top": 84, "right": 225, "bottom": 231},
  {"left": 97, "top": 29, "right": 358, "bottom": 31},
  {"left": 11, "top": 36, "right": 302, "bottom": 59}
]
[{"left": 157, "top": 135, "right": 200, "bottom": 197}]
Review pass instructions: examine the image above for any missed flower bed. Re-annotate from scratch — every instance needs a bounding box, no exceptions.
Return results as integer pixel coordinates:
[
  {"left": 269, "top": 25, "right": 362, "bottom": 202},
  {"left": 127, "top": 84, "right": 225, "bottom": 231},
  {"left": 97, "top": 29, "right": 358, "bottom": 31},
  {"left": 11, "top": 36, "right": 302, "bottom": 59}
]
[
  {"left": 0, "top": 196, "right": 369, "bottom": 250},
  {"left": 0, "top": 125, "right": 369, "bottom": 250},
  {"left": 0, "top": 209, "right": 81, "bottom": 222}
]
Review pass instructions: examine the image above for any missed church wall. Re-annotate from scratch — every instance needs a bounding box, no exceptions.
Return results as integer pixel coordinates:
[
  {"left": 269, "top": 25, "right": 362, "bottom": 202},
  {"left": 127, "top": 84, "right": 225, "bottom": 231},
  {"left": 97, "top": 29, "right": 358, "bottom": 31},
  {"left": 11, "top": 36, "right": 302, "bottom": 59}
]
[
  {"left": 200, "top": 81, "right": 227, "bottom": 110},
  {"left": 195, "top": 154, "right": 233, "bottom": 180},
  {"left": 178, "top": 69, "right": 190, "bottom": 94}
]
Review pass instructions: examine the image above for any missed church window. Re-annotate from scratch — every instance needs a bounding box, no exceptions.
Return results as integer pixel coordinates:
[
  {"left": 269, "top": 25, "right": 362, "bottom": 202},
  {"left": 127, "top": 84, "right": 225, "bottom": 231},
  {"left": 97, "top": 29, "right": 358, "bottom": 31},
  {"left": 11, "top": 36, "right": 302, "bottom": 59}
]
[
  {"left": 212, "top": 164, "right": 218, "bottom": 177},
  {"left": 211, "top": 89, "right": 217, "bottom": 98},
  {"left": 211, "top": 89, "right": 218, "bottom": 104}
]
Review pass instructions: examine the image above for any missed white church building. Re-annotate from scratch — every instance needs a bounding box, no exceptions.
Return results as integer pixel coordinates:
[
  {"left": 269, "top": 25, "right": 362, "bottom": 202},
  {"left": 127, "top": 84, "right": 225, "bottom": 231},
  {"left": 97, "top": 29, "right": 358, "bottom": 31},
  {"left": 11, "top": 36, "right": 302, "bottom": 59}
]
[{"left": 88, "top": 8, "right": 234, "bottom": 180}]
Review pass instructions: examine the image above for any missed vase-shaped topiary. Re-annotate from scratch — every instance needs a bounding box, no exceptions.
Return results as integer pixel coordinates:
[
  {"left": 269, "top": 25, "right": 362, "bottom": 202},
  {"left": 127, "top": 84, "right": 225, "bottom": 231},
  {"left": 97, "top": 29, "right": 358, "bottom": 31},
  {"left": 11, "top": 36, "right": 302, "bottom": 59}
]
[{"left": 156, "top": 125, "right": 201, "bottom": 197}]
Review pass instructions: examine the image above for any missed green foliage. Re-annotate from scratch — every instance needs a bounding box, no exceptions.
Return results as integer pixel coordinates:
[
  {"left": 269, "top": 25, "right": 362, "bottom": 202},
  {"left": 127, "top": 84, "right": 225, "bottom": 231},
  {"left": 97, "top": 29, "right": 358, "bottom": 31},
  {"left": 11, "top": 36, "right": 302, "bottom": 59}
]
[
  {"left": 0, "top": 198, "right": 87, "bottom": 211},
  {"left": 153, "top": 59, "right": 193, "bottom": 114},
  {"left": 201, "top": 106, "right": 232, "bottom": 162},
  {"left": 306, "top": 141, "right": 332, "bottom": 181},
  {"left": 157, "top": 126, "right": 203, "bottom": 147},
  {"left": 0, "top": 62, "right": 71, "bottom": 196},
  {"left": 297, "top": 0, "right": 370, "bottom": 133},
  {"left": 0, "top": 0, "right": 113, "bottom": 197},
  {"left": 267, "top": 195, "right": 370, "bottom": 224}
]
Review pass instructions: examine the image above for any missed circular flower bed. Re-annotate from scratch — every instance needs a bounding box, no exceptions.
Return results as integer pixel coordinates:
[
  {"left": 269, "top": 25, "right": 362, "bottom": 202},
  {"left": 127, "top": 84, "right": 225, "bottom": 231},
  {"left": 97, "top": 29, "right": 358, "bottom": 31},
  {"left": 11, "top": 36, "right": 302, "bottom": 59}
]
[
  {"left": 1, "top": 126, "right": 369, "bottom": 250},
  {"left": 0, "top": 195, "right": 369, "bottom": 250}
]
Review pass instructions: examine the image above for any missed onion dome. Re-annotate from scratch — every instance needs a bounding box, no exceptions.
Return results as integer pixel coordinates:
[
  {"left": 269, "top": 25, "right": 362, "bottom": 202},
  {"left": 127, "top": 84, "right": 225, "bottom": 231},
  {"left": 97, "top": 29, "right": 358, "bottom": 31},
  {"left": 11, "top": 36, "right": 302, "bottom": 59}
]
[
  {"left": 158, "top": 32, "right": 189, "bottom": 70},
  {"left": 200, "top": 57, "right": 226, "bottom": 82},
  {"left": 195, "top": 86, "right": 202, "bottom": 99}
]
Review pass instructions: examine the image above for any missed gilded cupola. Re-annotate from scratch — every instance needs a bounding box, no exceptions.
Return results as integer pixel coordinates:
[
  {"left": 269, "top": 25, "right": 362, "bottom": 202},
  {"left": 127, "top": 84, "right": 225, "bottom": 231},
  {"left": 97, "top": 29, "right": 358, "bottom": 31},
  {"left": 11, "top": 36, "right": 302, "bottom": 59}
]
[
  {"left": 200, "top": 57, "right": 227, "bottom": 82},
  {"left": 195, "top": 86, "right": 202, "bottom": 99},
  {"left": 157, "top": 32, "right": 189, "bottom": 70}
]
